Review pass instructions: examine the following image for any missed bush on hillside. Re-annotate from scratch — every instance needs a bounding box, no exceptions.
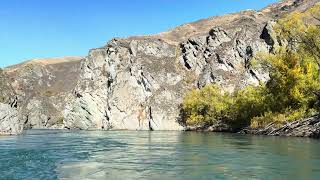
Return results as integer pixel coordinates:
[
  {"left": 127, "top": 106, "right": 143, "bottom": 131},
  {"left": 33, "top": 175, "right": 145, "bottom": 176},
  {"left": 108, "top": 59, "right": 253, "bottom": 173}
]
[{"left": 181, "top": 6, "right": 320, "bottom": 129}]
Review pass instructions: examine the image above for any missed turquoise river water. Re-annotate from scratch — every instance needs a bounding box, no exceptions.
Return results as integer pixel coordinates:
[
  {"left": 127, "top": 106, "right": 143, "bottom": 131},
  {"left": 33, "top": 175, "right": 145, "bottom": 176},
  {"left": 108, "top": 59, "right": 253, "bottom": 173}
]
[{"left": 0, "top": 130, "right": 320, "bottom": 179}]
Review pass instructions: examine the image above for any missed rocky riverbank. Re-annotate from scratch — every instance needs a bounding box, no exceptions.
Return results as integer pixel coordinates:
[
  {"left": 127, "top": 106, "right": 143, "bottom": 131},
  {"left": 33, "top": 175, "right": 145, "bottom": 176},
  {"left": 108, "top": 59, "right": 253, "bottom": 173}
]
[
  {"left": 240, "top": 116, "right": 320, "bottom": 138},
  {"left": 185, "top": 116, "right": 320, "bottom": 139}
]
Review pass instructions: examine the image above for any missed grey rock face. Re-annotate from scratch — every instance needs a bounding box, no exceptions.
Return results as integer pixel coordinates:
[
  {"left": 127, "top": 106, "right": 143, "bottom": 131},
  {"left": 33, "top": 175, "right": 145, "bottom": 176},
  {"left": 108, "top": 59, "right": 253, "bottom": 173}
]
[
  {"left": 4, "top": 57, "right": 83, "bottom": 129},
  {"left": 0, "top": 70, "right": 23, "bottom": 135},
  {"left": 65, "top": 39, "right": 185, "bottom": 130},
  {"left": 178, "top": 17, "right": 272, "bottom": 92},
  {"left": 64, "top": 0, "right": 320, "bottom": 131},
  {"left": 64, "top": 10, "right": 279, "bottom": 130},
  {"left": 0, "top": 103, "right": 23, "bottom": 135}
]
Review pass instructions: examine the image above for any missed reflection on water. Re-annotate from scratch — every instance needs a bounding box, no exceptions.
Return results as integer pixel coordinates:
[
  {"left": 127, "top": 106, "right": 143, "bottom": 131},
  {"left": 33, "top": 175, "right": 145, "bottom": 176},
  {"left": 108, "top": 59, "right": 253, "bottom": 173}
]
[{"left": 0, "top": 130, "right": 320, "bottom": 179}]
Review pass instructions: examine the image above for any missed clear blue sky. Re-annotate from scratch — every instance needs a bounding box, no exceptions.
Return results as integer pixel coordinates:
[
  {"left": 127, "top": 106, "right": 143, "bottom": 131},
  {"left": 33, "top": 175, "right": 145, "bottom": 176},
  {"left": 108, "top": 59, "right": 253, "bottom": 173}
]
[{"left": 0, "top": 0, "right": 278, "bottom": 67}]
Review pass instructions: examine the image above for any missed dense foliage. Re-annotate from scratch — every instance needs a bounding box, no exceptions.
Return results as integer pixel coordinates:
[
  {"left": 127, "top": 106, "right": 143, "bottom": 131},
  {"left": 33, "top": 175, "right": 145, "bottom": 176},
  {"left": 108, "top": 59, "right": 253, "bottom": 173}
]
[{"left": 182, "top": 5, "right": 320, "bottom": 129}]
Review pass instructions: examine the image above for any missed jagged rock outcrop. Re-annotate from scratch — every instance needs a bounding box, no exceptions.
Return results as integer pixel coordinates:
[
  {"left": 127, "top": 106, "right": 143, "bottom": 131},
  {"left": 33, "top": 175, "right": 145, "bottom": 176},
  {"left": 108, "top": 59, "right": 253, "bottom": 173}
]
[
  {"left": 64, "top": 39, "right": 184, "bottom": 130},
  {"left": 0, "top": 69, "right": 23, "bottom": 135},
  {"left": 240, "top": 116, "right": 320, "bottom": 138},
  {"left": 4, "top": 57, "right": 83, "bottom": 129},
  {"left": 0, "top": 104, "right": 22, "bottom": 135},
  {"left": 64, "top": 0, "right": 320, "bottom": 131}
]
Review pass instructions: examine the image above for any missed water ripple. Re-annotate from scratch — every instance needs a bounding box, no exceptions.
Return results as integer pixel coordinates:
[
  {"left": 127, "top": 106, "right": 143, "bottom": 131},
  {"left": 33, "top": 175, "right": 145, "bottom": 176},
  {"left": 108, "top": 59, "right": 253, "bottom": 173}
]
[{"left": 0, "top": 130, "right": 320, "bottom": 179}]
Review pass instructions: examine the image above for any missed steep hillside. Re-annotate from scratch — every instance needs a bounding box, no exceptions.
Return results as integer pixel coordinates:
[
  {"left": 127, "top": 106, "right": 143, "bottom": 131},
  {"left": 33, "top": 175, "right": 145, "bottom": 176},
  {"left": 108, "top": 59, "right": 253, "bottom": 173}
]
[
  {"left": 64, "top": 0, "right": 320, "bottom": 130},
  {"left": 4, "top": 57, "right": 83, "bottom": 129}
]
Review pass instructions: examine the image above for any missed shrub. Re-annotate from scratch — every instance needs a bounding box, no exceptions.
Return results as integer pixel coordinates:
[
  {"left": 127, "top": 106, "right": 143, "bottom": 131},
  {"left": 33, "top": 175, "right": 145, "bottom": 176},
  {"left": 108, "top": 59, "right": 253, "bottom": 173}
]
[
  {"left": 57, "top": 117, "right": 64, "bottom": 124},
  {"left": 182, "top": 85, "right": 233, "bottom": 127},
  {"left": 231, "top": 85, "right": 269, "bottom": 128}
]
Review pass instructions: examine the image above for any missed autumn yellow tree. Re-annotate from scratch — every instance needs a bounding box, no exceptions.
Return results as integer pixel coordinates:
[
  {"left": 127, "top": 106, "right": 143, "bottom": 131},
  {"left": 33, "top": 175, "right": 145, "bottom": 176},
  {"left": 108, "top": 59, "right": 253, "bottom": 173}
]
[
  {"left": 181, "top": 5, "right": 320, "bottom": 129},
  {"left": 276, "top": 4, "right": 320, "bottom": 70}
]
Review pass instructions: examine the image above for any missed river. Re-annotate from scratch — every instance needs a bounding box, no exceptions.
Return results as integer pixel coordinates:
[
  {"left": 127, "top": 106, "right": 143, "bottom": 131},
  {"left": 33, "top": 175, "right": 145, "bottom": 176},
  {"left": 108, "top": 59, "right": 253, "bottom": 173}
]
[{"left": 0, "top": 130, "right": 320, "bottom": 179}]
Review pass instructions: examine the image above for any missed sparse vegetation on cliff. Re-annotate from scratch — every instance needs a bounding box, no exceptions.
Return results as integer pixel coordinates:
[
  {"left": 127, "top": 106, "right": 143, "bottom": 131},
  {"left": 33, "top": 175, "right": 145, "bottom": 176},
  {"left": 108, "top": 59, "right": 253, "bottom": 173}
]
[{"left": 182, "top": 5, "right": 320, "bottom": 130}]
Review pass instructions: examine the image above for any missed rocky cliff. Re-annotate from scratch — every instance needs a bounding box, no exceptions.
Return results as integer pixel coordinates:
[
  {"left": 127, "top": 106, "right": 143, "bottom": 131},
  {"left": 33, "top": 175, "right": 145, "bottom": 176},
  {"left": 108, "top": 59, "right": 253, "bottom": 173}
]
[
  {"left": 0, "top": 69, "right": 23, "bottom": 135},
  {"left": 4, "top": 57, "right": 83, "bottom": 129},
  {"left": 2, "top": 0, "right": 320, "bottom": 135},
  {"left": 63, "top": 0, "right": 320, "bottom": 131}
]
